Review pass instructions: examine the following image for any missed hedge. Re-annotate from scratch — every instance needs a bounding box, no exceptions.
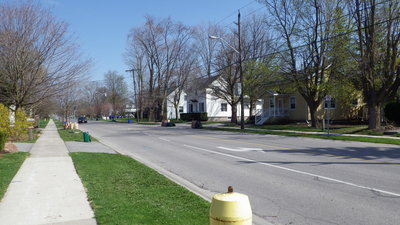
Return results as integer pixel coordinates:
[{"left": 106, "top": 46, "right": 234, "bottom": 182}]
[
  {"left": 384, "top": 102, "right": 400, "bottom": 125},
  {"left": 0, "top": 132, "right": 7, "bottom": 152},
  {"left": 180, "top": 113, "right": 208, "bottom": 121}
]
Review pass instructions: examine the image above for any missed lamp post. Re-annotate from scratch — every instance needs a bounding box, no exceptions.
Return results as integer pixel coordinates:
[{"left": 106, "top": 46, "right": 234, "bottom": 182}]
[
  {"left": 209, "top": 12, "right": 244, "bottom": 130},
  {"left": 273, "top": 93, "right": 278, "bottom": 118}
]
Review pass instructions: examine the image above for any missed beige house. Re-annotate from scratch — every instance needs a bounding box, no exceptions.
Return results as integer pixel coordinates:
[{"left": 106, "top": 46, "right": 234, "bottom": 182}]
[{"left": 255, "top": 90, "right": 364, "bottom": 125}]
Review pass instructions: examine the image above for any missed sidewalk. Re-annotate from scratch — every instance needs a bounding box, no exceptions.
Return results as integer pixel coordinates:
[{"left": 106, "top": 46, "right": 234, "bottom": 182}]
[{"left": 0, "top": 120, "right": 96, "bottom": 225}]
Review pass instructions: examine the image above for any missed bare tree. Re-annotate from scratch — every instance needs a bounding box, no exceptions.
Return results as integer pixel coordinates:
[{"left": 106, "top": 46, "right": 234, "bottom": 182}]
[
  {"left": 57, "top": 84, "right": 80, "bottom": 123},
  {"left": 242, "top": 14, "right": 277, "bottom": 118},
  {"left": 104, "top": 71, "right": 128, "bottom": 116},
  {"left": 349, "top": 0, "right": 400, "bottom": 129},
  {"left": 193, "top": 23, "right": 223, "bottom": 78},
  {"left": 127, "top": 16, "right": 194, "bottom": 121},
  {"left": 210, "top": 34, "right": 241, "bottom": 123},
  {"left": 0, "top": 2, "right": 91, "bottom": 111},
  {"left": 260, "top": 0, "right": 342, "bottom": 127},
  {"left": 168, "top": 46, "right": 198, "bottom": 119}
]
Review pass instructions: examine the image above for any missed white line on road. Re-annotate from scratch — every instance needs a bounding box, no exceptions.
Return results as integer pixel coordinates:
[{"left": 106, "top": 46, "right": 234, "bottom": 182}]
[
  {"left": 159, "top": 137, "right": 171, "bottom": 142},
  {"left": 184, "top": 144, "right": 400, "bottom": 197},
  {"left": 218, "top": 147, "right": 264, "bottom": 152}
]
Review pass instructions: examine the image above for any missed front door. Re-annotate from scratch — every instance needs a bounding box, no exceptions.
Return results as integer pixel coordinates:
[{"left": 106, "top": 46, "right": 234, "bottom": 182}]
[{"left": 278, "top": 99, "right": 284, "bottom": 115}]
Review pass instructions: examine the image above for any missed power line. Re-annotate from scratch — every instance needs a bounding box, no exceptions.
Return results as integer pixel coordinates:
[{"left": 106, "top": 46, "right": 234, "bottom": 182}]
[
  {"left": 204, "top": 11, "right": 400, "bottom": 78},
  {"left": 214, "top": 0, "right": 258, "bottom": 26}
]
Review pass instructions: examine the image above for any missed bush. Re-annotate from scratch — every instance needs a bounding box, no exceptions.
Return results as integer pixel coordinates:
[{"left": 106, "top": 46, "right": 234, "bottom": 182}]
[
  {"left": 0, "top": 104, "right": 32, "bottom": 141},
  {"left": 9, "top": 110, "right": 31, "bottom": 141},
  {"left": 384, "top": 102, "right": 400, "bottom": 125},
  {"left": 180, "top": 113, "right": 208, "bottom": 121},
  {"left": 0, "top": 104, "right": 10, "bottom": 135},
  {"left": 0, "top": 132, "right": 7, "bottom": 151}
]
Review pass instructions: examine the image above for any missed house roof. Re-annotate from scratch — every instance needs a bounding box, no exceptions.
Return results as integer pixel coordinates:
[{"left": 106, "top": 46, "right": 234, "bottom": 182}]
[{"left": 186, "top": 75, "right": 220, "bottom": 92}]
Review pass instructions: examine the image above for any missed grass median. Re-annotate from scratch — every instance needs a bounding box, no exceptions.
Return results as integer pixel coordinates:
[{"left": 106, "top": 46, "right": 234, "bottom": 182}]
[
  {"left": 54, "top": 120, "right": 98, "bottom": 142},
  {"left": 105, "top": 118, "right": 159, "bottom": 125},
  {"left": 205, "top": 127, "right": 400, "bottom": 145},
  {"left": 0, "top": 152, "right": 29, "bottom": 200},
  {"left": 71, "top": 153, "right": 210, "bottom": 225}
]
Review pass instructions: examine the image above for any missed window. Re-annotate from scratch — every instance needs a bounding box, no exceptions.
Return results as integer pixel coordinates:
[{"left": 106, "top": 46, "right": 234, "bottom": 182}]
[
  {"left": 189, "top": 104, "right": 193, "bottom": 113},
  {"left": 184, "top": 95, "right": 188, "bottom": 101},
  {"left": 269, "top": 97, "right": 274, "bottom": 108},
  {"left": 221, "top": 103, "right": 227, "bottom": 112},
  {"left": 324, "top": 98, "right": 336, "bottom": 109},
  {"left": 179, "top": 106, "right": 184, "bottom": 113},
  {"left": 199, "top": 102, "right": 205, "bottom": 112},
  {"left": 290, "top": 97, "right": 296, "bottom": 109}
]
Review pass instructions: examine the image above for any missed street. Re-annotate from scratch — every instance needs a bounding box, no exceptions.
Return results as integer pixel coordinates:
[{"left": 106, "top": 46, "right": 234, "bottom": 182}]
[{"left": 81, "top": 122, "right": 400, "bottom": 225}]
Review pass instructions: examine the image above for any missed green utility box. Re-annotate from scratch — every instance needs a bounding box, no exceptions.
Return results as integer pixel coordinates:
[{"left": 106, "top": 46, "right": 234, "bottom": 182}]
[{"left": 83, "top": 132, "right": 91, "bottom": 142}]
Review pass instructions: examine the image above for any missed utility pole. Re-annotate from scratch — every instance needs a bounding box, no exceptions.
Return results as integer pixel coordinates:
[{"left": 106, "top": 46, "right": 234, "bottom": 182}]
[
  {"left": 126, "top": 69, "right": 139, "bottom": 124},
  {"left": 238, "top": 10, "right": 244, "bottom": 130}
]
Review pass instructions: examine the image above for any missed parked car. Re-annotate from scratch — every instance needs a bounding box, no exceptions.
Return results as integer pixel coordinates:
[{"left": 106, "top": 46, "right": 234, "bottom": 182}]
[{"left": 78, "top": 117, "right": 87, "bottom": 123}]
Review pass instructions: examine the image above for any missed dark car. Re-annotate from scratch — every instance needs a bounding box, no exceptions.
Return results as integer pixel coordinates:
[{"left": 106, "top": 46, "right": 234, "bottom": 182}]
[{"left": 78, "top": 116, "right": 87, "bottom": 123}]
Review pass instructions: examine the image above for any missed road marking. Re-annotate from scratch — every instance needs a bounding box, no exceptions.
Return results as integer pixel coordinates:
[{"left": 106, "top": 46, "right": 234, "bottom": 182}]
[
  {"left": 146, "top": 131, "right": 399, "bottom": 165},
  {"left": 218, "top": 147, "right": 263, "bottom": 152},
  {"left": 194, "top": 135, "right": 291, "bottom": 150},
  {"left": 159, "top": 137, "right": 171, "bottom": 142},
  {"left": 184, "top": 144, "right": 400, "bottom": 197}
]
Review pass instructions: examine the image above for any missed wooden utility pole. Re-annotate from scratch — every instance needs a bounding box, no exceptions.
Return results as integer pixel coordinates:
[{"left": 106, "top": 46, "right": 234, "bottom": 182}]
[
  {"left": 238, "top": 11, "right": 244, "bottom": 130},
  {"left": 126, "top": 69, "right": 139, "bottom": 124}
]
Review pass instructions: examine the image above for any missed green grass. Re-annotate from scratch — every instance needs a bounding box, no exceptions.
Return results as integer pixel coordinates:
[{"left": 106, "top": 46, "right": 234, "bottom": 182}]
[
  {"left": 104, "top": 118, "right": 159, "bottom": 125},
  {"left": 228, "top": 123, "right": 399, "bottom": 136},
  {"left": 0, "top": 152, "right": 29, "bottom": 200},
  {"left": 205, "top": 127, "right": 400, "bottom": 145},
  {"left": 54, "top": 120, "right": 98, "bottom": 142},
  {"left": 39, "top": 119, "right": 50, "bottom": 128},
  {"left": 71, "top": 153, "right": 210, "bottom": 225}
]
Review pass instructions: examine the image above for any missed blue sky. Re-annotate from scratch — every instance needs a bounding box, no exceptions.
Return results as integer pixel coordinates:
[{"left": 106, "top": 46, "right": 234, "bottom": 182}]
[{"left": 33, "top": 0, "right": 264, "bottom": 81}]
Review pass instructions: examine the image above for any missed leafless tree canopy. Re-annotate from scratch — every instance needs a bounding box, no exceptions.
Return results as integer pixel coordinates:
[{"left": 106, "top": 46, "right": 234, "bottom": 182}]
[
  {"left": 126, "top": 16, "right": 195, "bottom": 121},
  {"left": 121, "top": 1, "right": 400, "bottom": 128},
  {"left": 0, "top": 2, "right": 91, "bottom": 110},
  {"left": 104, "top": 71, "right": 128, "bottom": 115}
]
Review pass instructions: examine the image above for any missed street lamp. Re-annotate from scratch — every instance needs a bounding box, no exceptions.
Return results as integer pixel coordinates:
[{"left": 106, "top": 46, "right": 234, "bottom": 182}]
[
  {"left": 209, "top": 35, "right": 245, "bottom": 130},
  {"left": 273, "top": 93, "right": 278, "bottom": 118}
]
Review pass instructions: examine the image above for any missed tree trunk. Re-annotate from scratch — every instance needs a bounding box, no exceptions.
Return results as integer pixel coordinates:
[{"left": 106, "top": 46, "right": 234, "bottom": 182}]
[
  {"left": 161, "top": 99, "right": 167, "bottom": 120},
  {"left": 367, "top": 101, "right": 381, "bottom": 130},
  {"left": 249, "top": 99, "right": 254, "bottom": 118},
  {"left": 231, "top": 103, "right": 238, "bottom": 124},
  {"left": 175, "top": 105, "right": 179, "bottom": 120},
  {"left": 308, "top": 103, "right": 319, "bottom": 128}
]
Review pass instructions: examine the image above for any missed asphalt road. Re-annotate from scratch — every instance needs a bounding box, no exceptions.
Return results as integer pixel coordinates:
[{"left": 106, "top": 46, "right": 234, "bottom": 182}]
[{"left": 80, "top": 121, "right": 400, "bottom": 225}]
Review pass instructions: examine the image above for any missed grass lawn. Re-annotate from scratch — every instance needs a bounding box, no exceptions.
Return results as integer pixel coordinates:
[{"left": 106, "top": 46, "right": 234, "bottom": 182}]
[
  {"left": 0, "top": 152, "right": 29, "bottom": 200},
  {"left": 71, "top": 153, "right": 210, "bottom": 225},
  {"left": 104, "top": 119, "right": 159, "bottom": 125},
  {"left": 39, "top": 119, "right": 50, "bottom": 128},
  {"left": 226, "top": 123, "right": 399, "bottom": 136},
  {"left": 54, "top": 120, "right": 98, "bottom": 142},
  {"left": 205, "top": 127, "right": 400, "bottom": 145}
]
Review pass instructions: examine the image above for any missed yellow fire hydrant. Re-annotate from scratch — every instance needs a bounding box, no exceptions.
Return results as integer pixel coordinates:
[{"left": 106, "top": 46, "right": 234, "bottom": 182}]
[{"left": 209, "top": 186, "right": 252, "bottom": 225}]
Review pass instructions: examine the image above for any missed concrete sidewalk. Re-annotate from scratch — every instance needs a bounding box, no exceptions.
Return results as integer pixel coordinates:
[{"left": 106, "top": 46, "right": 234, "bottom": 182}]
[{"left": 0, "top": 120, "right": 96, "bottom": 225}]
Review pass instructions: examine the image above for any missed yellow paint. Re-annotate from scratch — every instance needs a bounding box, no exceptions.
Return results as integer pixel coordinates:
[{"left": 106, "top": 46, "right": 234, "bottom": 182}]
[{"left": 210, "top": 191, "right": 252, "bottom": 225}]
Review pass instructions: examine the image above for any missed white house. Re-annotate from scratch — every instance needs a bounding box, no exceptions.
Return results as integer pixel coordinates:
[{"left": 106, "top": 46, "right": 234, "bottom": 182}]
[
  {"left": 184, "top": 76, "right": 263, "bottom": 121},
  {"left": 166, "top": 88, "right": 187, "bottom": 119}
]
